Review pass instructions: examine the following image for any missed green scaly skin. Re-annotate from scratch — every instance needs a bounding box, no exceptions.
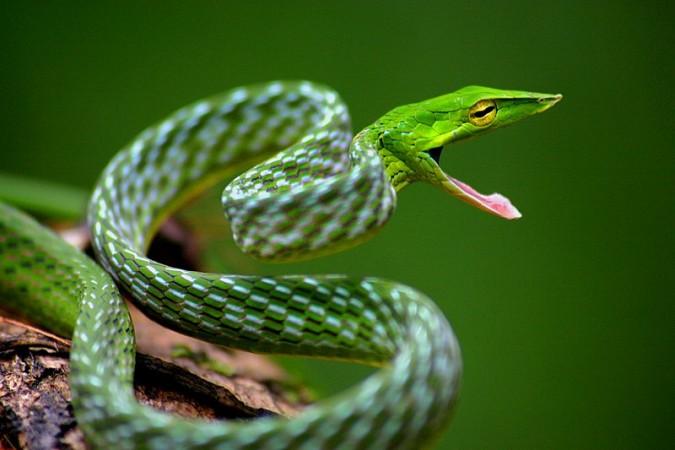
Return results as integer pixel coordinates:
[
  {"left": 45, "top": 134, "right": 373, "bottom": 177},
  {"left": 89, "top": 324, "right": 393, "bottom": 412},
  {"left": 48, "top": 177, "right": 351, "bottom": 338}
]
[{"left": 0, "top": 81, "right": 561, "bottom": 449}]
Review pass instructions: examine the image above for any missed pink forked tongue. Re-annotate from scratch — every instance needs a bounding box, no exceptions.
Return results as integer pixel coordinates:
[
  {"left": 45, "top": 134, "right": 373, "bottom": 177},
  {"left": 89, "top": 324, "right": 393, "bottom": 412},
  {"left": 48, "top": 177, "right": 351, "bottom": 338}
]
[{"left": 448, "top": 176, "right": 522, "bottom": 220}]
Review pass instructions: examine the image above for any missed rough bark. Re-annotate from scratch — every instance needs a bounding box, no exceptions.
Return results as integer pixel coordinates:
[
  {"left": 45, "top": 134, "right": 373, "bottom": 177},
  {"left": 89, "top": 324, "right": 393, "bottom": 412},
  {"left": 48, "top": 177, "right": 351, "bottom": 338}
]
[
  {"left": 0, "top": 310, "right": 310, "bottom": 450},
  {"left": 0, "top": 221, "right": 311, "bottom": 450}
]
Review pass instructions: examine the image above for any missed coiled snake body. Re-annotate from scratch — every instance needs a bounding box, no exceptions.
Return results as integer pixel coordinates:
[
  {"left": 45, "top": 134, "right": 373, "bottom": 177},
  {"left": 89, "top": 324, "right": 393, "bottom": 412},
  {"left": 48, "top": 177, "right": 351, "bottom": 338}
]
[{"left": 0, "top": 81, "right": 560, "bottom": 449}]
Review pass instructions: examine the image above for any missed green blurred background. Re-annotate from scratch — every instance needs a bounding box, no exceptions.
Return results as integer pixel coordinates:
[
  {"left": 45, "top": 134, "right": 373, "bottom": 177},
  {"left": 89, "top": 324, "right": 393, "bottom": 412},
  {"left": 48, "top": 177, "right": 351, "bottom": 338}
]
[{"left": 1, "top": 2, "right": 672, "bottom": 449}]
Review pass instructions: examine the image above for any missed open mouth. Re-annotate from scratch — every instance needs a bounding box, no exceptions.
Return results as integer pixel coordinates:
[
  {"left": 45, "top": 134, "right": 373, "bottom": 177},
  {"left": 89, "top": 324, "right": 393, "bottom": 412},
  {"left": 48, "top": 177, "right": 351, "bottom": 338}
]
[{"left": 424, "top": 146, "right": 522, "bottom": 220}]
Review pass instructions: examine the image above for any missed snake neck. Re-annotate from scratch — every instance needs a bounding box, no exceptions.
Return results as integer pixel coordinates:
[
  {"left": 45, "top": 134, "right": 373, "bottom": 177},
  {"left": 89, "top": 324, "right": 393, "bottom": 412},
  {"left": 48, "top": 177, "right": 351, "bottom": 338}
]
[
  {"left": 376, "top": 147, "right": 415, "bottom": 192},
  {"left": 357, "top": 128, "right": 415, "bottom": 192}
]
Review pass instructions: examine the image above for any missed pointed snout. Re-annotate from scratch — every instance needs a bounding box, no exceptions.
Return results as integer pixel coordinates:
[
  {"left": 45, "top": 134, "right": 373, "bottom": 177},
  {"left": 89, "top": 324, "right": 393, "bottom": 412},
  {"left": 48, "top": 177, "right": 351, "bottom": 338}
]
[{"left": 537, "top": 93, "right": 563, "bottom": 110}]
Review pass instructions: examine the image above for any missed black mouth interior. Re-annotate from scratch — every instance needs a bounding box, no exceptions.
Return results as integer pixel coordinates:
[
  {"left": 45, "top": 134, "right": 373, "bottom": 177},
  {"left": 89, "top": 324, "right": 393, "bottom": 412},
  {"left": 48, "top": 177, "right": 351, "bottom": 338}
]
[{"left": 426, "top": 146, "right": 443, "bottom": 164}]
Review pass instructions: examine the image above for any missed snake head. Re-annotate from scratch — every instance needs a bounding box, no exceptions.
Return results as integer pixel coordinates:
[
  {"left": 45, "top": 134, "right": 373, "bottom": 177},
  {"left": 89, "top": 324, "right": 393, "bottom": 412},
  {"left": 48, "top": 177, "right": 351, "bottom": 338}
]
[{"left": 376, "top": 86, "right": 562, "bottom": 219}]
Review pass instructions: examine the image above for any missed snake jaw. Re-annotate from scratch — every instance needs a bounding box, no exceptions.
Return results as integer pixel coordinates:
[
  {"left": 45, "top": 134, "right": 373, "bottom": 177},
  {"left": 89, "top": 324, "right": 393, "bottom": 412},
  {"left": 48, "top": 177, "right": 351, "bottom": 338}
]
[
  {"left": 442, "top": 176, "right": 522, "bottom": 219},
  {"left": 423, "top": 146, "right": 522, "bottom": 220}
]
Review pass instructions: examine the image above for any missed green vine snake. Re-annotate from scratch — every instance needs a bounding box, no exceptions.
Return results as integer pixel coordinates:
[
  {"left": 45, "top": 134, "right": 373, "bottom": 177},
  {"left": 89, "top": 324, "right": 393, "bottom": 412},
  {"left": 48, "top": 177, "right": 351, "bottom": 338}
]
[{"left": 0, "top": 81, "right": 561, "bottom": 449}]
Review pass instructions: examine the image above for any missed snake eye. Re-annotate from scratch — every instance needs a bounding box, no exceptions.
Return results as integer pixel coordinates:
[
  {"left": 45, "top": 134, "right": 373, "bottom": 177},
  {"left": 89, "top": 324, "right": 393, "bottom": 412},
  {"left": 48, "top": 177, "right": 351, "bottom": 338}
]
[{"left": 469, "top": 100, "right": 497, "bottom": 127}]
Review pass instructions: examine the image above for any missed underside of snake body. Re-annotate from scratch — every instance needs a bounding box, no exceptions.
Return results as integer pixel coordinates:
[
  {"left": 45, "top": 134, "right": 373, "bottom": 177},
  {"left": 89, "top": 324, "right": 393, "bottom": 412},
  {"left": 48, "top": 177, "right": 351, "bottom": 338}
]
[{"left": 0, "top": 81, "right": 560, "bottom": 449}]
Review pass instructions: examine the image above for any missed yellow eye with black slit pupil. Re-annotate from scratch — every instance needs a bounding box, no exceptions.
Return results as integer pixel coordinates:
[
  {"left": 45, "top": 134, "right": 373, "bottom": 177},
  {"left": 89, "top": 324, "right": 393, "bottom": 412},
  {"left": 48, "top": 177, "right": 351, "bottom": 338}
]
[{"left": 469, "top": 99, "right": 497, "bottom": 126}]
